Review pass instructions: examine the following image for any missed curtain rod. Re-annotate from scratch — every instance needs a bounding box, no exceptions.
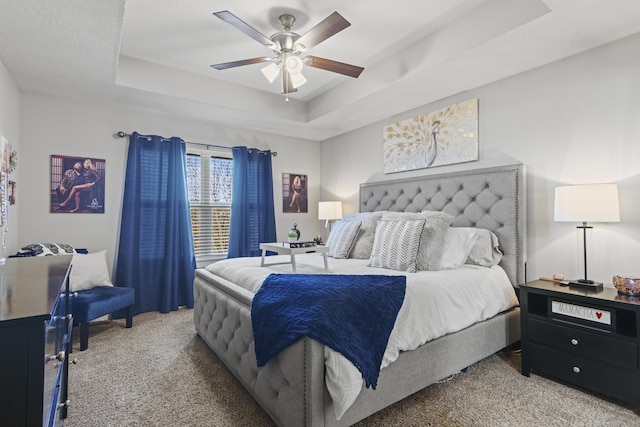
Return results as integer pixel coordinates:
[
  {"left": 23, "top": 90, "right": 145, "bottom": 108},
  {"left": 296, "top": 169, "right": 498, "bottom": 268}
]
[{"left": 115, "top": 131, "right": 277, "bottom": 156}]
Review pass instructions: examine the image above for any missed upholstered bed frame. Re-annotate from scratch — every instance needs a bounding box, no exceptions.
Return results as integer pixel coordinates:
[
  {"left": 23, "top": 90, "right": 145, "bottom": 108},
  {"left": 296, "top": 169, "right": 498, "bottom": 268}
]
[{"left": 193, "top": 163, "right": 526, "bottom": 426}]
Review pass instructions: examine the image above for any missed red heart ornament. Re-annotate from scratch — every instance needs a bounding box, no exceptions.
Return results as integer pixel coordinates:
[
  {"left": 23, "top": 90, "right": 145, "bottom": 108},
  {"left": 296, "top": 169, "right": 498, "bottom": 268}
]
[{"left": 596, "top": 312, "right": 603, "bottom": 319}]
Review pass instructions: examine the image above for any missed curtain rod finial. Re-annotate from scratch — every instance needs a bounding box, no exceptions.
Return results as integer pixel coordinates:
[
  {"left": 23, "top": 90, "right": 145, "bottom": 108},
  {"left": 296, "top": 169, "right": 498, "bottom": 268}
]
[{"left": 116, "top": 131, "right": 128, "bottom": 138}]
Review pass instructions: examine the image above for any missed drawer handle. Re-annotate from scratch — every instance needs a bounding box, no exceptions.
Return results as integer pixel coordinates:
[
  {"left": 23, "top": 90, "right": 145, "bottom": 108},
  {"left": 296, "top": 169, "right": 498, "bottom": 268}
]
[
  {"left": 49, "top": 351, "right": 66, "bottom": 362},
  {"left": 57, "top": 400, "right": 71, "bottom": 409},
  {"left": 570, "top": 338, "right": 579, "bottom": 346},
  {"left": 573, "top": 366, "right": 581, "bottom": 374}
]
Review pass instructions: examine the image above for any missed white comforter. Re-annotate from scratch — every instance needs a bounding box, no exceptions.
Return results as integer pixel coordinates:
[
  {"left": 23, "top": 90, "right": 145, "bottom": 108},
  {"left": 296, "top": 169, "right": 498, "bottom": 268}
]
[{"left": 206, "top": 253, "right": 519, "bottom": 419}]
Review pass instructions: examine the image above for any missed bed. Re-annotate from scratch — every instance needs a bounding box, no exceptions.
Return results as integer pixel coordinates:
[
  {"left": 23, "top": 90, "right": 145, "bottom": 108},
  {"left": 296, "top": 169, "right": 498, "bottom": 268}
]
[{"left": 193, "top": 163, "right": 526, "bottom": 426}]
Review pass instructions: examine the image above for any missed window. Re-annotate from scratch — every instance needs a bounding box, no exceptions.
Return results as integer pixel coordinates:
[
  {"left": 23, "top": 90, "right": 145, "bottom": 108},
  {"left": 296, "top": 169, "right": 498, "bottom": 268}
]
[{"left": 186, "top": 149, "right": 233, "bottom": 259}]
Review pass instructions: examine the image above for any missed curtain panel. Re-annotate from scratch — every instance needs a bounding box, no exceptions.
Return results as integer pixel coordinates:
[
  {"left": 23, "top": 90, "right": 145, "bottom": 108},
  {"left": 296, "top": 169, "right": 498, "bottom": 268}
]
[
  {"left": 227, "top": 146, "right": 277, "bottom": 258},
  {"left": 115, "top": 132, "right": 196, "bottom": 314}
]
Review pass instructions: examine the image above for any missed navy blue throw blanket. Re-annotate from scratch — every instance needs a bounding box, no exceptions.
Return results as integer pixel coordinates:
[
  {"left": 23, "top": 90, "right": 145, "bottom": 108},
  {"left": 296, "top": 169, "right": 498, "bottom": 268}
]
[{"left": 251, "top": 274, "right": 406, "bottom": 389}]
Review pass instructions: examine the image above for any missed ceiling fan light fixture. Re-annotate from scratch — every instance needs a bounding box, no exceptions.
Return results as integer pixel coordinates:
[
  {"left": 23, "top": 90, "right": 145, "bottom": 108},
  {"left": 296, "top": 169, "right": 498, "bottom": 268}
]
[
  {"left": 284, "top": 55, "right": 304, "bottom": 74},
  {"left": 261, "top": 62, "right": 281, "bottom": 83},
  {"left": 211, "top": 10, "right": 364, "bottom": 97},
  {"left": 290, "top": 71, "right": 307, "bottom": 88}
]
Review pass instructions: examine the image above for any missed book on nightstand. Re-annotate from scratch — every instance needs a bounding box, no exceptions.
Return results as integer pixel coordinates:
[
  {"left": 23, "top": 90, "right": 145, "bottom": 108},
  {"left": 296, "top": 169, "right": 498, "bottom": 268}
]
[{"left": 282, "top": 241, "right": 317, "bottom": 248}]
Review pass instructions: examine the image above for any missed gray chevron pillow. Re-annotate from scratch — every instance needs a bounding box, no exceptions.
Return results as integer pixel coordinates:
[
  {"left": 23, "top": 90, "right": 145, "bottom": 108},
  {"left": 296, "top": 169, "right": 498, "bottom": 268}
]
[
  {"left": 382, "top": 211, "right": 454, "bottom": 271},
  {"left": 368, "top": 219, "right": 426, "bottom": 272}
]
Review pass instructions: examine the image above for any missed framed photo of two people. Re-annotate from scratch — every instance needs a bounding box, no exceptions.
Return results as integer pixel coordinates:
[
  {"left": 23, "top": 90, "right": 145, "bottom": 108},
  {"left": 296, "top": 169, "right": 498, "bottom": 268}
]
[{"left": 50, "top": 155, "right": 105, "bottom": 214}]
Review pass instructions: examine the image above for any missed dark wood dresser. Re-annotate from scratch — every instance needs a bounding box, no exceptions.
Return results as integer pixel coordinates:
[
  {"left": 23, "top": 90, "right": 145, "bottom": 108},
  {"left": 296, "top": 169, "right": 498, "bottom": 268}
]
[
  {"left": 0, "top": 256, "right": 73, "bottom": 426},
  {"left": 520, "top": 279, "right": 640, "bottom": 405}
]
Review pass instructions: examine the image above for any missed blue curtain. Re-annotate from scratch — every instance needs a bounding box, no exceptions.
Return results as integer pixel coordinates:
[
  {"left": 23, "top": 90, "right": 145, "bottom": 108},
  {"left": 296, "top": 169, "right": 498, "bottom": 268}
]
[
  {"left": 227, "top": 146, "right": 277, "bottom": 258},
  {"left": 115, "top": 132, "right": 196, "bottom": 314}
]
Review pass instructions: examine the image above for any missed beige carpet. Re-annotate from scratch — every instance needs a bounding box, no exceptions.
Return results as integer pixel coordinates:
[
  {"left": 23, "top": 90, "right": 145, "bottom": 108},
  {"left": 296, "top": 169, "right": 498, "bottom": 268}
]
[{"left": 65, "top": 308, "right": 640, "bottom": 427}]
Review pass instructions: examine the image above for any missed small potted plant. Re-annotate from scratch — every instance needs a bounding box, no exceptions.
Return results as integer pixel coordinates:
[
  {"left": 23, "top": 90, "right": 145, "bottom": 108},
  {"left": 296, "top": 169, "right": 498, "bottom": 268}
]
[{"left": 288, "top": 223, "right": 301, "bottom": 242}]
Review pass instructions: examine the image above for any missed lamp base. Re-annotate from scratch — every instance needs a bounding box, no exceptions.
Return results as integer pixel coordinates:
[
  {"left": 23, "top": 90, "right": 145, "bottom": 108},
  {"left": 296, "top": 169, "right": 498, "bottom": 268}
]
[{"left": 568, "top": 280, "right": 603, "bottom": 292}]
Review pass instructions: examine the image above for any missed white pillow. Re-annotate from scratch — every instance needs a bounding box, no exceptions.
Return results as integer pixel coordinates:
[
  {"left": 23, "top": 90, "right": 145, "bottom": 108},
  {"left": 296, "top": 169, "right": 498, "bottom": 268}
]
[
  {"left": 440, "top": 228, "right": 479, "bottom": 269},
  {"left": 326, "top": 220, "right": 362, "bottom": 259},
  {"left": 467, "top": 228, "right": 503, "bottom": 267},
  {"left": 368, "top": 219, "right": 425, "bottom": 273},
  {"left": 69, "top": 250, "right": 113, "bottom": 292}
]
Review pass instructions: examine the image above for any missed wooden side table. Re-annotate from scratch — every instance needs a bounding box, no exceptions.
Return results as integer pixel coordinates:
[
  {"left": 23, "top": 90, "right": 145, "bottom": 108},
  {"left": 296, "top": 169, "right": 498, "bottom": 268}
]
[
  {"left": 259, "top": 242, "right": 329, "bottom": 273},
  {"left": 520, "top": 279, "right": 640, "bottom": 405}
]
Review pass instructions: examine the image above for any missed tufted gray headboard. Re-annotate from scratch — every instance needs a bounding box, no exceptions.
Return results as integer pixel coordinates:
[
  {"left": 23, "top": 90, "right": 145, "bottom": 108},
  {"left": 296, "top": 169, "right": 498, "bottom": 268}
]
[{"left": 359, "top": 164, "right": 526, "bottom": 286}]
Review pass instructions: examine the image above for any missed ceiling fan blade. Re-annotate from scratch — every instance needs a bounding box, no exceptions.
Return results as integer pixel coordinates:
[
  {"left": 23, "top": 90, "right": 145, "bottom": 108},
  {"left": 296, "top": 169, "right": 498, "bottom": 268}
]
[
  {"left": 281, "top": 71, "right": 298, "bottom": 94},
  {"left": 305, "top": 56, "right": 364, "bottom": 78},
  {"left": 213, "top": 10, "right": 278, "bottom": 50},
  {"left": 211, "top": 57, "right": 274, "bottom": 70},
  {"left": 294, "top": 11, "right": 351, "bottom": 51}
]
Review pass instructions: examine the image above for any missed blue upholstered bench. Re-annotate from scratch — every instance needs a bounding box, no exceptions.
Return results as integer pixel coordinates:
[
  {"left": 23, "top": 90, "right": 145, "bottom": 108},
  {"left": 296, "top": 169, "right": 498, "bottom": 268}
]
[{"left": 72, "top": 286, "right": 135, "bottom": 351}]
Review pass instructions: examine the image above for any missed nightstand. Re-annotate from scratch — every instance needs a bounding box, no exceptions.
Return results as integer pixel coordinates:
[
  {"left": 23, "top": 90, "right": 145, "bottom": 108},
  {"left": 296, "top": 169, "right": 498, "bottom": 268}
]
[{"left": 520, "top": 280, "right": 640, "bottom": 405}]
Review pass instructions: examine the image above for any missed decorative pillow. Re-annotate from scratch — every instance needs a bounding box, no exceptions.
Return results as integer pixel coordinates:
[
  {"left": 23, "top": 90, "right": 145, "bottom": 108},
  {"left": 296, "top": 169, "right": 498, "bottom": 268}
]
[
  {"left": 341, "top": 212, "right": 387, "bottom": 259},
  {"left": 467, "top": 228, "right": 503, "bottom": 267},
  {"left": 69, "top": 250, "right": 113, "bottom": 292},
  {"left": 440, "top": 228, "right": 479, "bottom": 269},
  {"left": 20, "top": 243, "right": 76, "bottom": 256},
  {"left": 368, "top": 219, "right": 426, "bottom": 273},
  {"left": 326, "top": 220, "right": 362, "bottom": 259},
  {"left": 382, "top": 211, "right": 454, "bottom": 271}
]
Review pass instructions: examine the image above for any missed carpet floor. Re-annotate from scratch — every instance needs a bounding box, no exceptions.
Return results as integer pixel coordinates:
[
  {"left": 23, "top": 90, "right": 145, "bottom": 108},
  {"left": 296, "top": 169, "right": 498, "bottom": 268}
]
[{"left": 65, "top": 308, "right": 640, "bottom": 426}]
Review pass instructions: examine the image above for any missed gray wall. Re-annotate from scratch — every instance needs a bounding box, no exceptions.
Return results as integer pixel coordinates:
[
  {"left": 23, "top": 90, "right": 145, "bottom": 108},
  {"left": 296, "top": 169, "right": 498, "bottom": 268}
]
[{"left": 320, "top": 32, "right": 640, "bottom": 285}]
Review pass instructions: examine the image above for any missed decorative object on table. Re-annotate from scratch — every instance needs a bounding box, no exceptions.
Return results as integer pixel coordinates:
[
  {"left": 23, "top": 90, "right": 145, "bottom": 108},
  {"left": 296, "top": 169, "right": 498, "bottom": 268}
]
[
  {"left": 282, "top": 172, "right": 308, "bottom": 213},
  {"left": 383, "top": 98, "right": 478, "bottom": 173},
  {"left": 613, "top": 275, "right": 640, "bottom": 296},
  {"left": 288, "top": 223, "right": 301, "bottom": 242},
  {"left": 318, "top": 201, "right": 343, "bottom": 241},
  {"left": 554, "top": 183, "right": 620, "bottom": 290},
  {"left": 50, "top": 155, "right": 105, "bottom": 213},
  {"left": 314, "top": 235, "right": 323, "bottom": 245}
]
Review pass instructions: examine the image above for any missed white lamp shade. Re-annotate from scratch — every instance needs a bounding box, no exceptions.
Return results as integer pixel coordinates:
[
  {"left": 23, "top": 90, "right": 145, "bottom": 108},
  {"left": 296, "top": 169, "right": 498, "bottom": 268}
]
[
  {"left": 554, "top": 184, "right": 620, "bottom": 223},
  {"left": 261, "top": 62, "right": 281, "bottom": 83},
  {"left": 284, "top": 55, "right": 304, "bottom": 74},
  {"left": 290, "top": 71, "right": 307, "bottom": 88},
  {"left": 318, "top": 201, "right": 343, "bottom": 221}
]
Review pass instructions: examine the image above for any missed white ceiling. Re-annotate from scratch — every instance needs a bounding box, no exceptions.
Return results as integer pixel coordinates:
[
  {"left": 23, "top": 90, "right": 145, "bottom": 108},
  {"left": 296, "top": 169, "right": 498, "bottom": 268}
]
[{"left": 1, "top": 0, "right": 640, "bottom": 141}]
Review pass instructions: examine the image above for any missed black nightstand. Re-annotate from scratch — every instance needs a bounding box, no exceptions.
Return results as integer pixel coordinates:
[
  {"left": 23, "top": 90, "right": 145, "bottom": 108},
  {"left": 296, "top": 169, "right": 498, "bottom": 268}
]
[{"left": 520, "top": 280, "right": 640, "bottom": 405}]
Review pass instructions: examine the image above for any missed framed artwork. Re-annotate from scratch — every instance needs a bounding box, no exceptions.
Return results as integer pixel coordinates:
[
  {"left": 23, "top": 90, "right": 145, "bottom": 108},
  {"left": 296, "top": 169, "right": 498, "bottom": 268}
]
[
  {"left": 0, "top": 136, "right": 9, "bottom": 174},
  {"left": 50, "top": 155, "right": 105, "bottom": 213},
  {"left": 8, "top": 180, "right": 15, "bottom": 205},
  {"left": 383, "top": 98, "right": 479, "bottom": 173},
  {"left": 282, "top": 173, "right": 308, "bottom": 213}
]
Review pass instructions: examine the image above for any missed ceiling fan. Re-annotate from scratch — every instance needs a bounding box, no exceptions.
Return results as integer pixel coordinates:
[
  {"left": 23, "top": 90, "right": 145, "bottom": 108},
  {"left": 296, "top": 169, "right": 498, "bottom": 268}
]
[{"left": 210, "top": 10, "right": 364, "bottom": 98}]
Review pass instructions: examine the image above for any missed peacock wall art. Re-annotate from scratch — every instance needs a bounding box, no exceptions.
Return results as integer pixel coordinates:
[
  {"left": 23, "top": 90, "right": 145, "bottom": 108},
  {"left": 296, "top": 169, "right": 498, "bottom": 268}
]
[{"left": 383, "top": 98, "right": 479, "bottom": 174}]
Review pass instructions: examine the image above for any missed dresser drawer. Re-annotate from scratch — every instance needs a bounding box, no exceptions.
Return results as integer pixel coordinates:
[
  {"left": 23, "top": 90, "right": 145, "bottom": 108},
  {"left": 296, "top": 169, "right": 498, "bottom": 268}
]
[
  {"left": 528, "top": 318, "right": 637, "bottom": 370},
  {"left": 530, "top": 343, "right": 640, "bottom": 404}
]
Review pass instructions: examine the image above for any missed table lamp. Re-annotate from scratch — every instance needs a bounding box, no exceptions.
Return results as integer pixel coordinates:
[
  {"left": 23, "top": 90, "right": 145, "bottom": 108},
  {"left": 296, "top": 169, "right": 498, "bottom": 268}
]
[
  {"left": 554, "top": 183, "right": 620, "bottom": 289},
  {"left": 318, "top": 201, "right": 343, "bottom": 240}
]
